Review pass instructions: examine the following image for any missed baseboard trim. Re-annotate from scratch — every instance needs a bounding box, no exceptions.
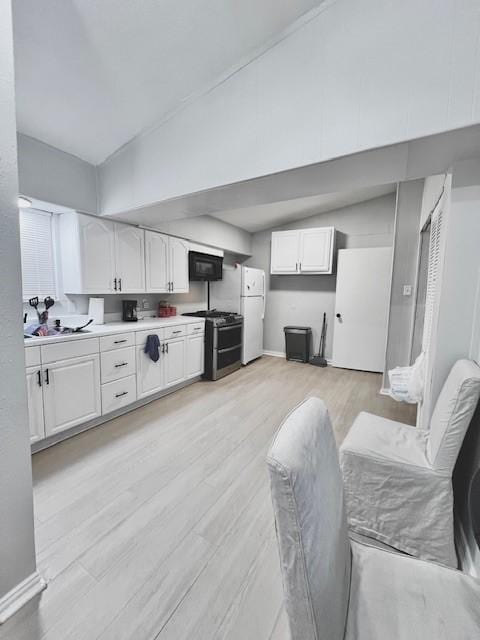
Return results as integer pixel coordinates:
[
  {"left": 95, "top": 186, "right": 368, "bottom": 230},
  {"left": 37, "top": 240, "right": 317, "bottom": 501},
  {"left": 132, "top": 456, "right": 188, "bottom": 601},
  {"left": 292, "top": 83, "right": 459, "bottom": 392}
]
[
  {"left": 263, "top": 350, "right": 285, "bottom": 358},
  {"left": 0, "top": 572, "right": 47, "bottom": 624},
  {"left": 379, "top": 387, "right": 391, "bottom": 397}
]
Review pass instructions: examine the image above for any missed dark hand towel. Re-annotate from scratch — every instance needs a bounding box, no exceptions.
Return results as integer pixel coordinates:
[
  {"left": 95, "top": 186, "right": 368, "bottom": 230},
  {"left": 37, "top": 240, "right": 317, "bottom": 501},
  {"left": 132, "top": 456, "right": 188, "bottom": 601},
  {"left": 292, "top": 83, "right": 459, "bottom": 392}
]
[{"left": 144, "top": 334, "right": 161, "bottom": 362}]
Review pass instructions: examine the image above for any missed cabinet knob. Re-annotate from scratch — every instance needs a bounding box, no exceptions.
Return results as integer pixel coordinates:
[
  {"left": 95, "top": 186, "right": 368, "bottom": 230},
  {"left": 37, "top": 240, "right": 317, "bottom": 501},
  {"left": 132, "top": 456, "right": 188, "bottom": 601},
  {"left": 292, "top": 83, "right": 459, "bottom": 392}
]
[{"left": 336, "top": 313, "right": 341, "bottom": 319}]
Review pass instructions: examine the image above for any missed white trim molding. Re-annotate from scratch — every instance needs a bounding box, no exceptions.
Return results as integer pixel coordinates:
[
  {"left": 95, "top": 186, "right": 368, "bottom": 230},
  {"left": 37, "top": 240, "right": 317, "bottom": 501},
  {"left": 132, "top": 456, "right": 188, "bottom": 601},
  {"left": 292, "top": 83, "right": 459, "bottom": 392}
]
[
  {"left": 0, "top": 572, "right": 47, "bottom": 624},
  {"left": 263, "top": 350, "right": 285, "bottom": 358}
]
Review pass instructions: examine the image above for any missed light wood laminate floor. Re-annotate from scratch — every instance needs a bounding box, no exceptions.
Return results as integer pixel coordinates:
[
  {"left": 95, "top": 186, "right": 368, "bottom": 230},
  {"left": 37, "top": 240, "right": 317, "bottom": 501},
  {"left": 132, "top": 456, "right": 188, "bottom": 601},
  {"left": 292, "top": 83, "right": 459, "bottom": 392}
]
[{"left": 3, "top": 357, "right": 416, "bottom": 640}]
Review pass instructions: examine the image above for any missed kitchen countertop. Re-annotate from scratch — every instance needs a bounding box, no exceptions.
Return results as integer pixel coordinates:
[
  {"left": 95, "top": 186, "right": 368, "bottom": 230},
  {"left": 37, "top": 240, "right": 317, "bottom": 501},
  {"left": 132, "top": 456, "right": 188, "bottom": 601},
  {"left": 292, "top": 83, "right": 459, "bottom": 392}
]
[{"left": 24, "top": 316, "right": 205, "bottom": 347}]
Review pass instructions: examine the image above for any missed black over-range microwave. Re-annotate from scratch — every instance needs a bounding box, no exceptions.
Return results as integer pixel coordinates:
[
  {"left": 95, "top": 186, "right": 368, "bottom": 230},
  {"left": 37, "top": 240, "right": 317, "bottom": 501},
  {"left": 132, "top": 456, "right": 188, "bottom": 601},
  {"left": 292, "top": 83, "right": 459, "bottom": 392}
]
[{"left": 189, "top": 251, "right": 223, "bottom": 281}]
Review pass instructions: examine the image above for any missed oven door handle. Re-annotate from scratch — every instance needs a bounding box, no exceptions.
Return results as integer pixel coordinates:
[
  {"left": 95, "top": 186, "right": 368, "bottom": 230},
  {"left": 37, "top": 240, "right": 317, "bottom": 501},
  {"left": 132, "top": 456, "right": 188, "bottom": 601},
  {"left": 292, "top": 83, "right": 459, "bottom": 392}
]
[
  {"left": 217, "top": 344, "right": 242, "bottom": 354},
  {"left": 216, "top": 323, "right": 243, "bottom": 332}
]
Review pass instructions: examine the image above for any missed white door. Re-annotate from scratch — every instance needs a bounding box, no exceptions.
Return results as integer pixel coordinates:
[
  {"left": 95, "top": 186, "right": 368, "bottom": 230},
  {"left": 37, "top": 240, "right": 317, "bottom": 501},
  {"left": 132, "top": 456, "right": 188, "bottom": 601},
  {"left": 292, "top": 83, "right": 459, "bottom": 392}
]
[
  {"left": 26, "top": 366, "right": 45, "bottom": 444},
  {"left": 115, "top": 224, "right": 145, "bottom": 293},
  {"left": 164, "top": 337, "right": 186, "bottom": 387},
  {"left": 241, "top": 296, "right": 264, "bottom": 365},
  {"left": 299, "top": 227, "right": 333, "bottom": 273},
  {"left": 169, "top": 237, "right": 189, "bottom": 293},
  {"left": 136, "top": 345, "right": 164, "bottom": 399},
  {"left": 186, "top": 334, "right": 204, "bottom": 378},
  {"left": 145, "top": 231, "right": 169, "bottom": 293},
  {"left": 43, "top": 354, "right": 101, "bottom": 436},
  {"left": 270, "top": 231, "right": 300, "bottom": 274},
  {"left": 78, "top": 215, "right": 116, "bottom": 293},
  {"left": 242, "top": 267, "right": 265, "bottom": 297},
  {"left": 332, "top": 248, "right": 392, "bottom": 372}
]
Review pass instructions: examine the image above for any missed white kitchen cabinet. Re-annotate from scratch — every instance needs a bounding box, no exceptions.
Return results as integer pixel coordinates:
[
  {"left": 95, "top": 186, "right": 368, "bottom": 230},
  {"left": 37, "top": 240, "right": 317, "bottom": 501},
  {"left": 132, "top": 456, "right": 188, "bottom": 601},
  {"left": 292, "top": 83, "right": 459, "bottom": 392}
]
[
  {"left": 136, "top": 345, "right": 164, "bottom": 399},
  {"left": 270, "top": 230, "right": 300, "bottom": 274},
  {"left": 145, "top": 231, "right": 189, "bottom": 294},
  {"left": 186, "top": 334, "right": 204, "bottom": 379},
  {"left": 26, "top": 366, "right": 45, "bottom": 444},
  {"left": 43, "top": 354, "right": 101, "bottom": 436},
  {"left": 164, "top": 337, "right": 186, "bottom": 387},
  {"left": 145, "top": 231, "right": 169, "bottom": 293},
  {"left": 169, "top": 237, "right": 189, "bottom": 293},
  {"left": 60, "top": 212, "right": 146, "bottom": 294},
  {"left": 114, "top": 223, "right": 145, "bottom": 293},
  {"left": 270, "top": 227, "right": 335, "bottom": 275}
]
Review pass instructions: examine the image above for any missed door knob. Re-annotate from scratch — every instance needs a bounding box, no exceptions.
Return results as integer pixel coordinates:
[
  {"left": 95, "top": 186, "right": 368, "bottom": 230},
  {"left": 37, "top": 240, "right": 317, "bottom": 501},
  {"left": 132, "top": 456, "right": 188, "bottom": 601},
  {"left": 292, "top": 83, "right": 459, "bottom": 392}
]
[{"left": 336, "top": 313, "right": 341, "bottom": 319}]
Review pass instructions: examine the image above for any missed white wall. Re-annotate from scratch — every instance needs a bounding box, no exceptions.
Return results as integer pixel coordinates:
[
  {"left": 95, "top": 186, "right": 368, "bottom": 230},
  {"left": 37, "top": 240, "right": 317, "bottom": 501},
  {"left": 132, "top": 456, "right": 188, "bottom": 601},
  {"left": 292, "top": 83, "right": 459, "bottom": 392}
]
[
  {"left": 17, "top": 133, "right": 98, "bottom": 213},
  {"left": 0, "top": 0, "right": 38, "bottom": 609},
  {"left": 154, "top": 215, "right": 252, "bottom": 256},
  {"left": 248, "top": 194, "right": 396, "bottom": 358},
  {"left": 99, "top": 0, "right": 480, "bottom": 215}
]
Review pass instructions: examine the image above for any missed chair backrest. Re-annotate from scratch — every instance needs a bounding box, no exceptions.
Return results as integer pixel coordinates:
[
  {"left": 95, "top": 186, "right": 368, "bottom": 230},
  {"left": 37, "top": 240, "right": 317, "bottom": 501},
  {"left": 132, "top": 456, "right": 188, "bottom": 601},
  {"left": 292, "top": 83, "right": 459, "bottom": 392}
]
[
  {"left": 428, "top": 359, "right": 480, "bottom": 472},
  {"left": 266, "top": 397, "right": 351, "bottom": 640}
]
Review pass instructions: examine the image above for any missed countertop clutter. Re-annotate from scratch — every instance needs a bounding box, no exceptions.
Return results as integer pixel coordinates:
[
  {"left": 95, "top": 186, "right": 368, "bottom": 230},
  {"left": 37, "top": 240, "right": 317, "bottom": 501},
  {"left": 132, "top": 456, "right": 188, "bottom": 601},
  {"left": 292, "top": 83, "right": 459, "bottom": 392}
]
[{"left": 24, "top": 316, "right": 204, "bottom": 347}]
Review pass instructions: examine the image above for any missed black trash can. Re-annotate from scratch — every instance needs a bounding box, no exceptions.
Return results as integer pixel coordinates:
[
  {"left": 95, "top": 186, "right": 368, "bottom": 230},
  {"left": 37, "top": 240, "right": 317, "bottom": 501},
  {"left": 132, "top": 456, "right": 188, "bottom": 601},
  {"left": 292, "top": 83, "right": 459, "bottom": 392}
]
[{"left": 284, "top": 326, "right": 312, "bottom": 363}]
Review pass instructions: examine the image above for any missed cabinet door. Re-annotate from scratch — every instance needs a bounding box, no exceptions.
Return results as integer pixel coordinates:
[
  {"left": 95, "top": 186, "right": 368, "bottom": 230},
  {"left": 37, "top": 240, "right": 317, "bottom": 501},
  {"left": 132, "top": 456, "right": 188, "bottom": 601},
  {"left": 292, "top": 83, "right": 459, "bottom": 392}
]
[
  {"left": 299, "top": 227, "right": 334, "bottom": 273},
  {"left": 164, "top": 337, "right": 186, "bottom": 387},
  {"left": 145, "top": 231, "right": 169, "bottom": 293},
  {"left": 26, "top": 366, "right": 45, "bottom": 444},
  {"left": 43, "top": 354, "right": 101, "bottom": 437},
  {"left": 115, "top": 224, "right": 145, "bottom": 293},
  {"left": 136, "top": 345, "right": 164, "bottom": 399},
  {"left": 270, "top": 231, "right": 300, "bottom": 274},
  {"left": 169, "top": 237, "right": 189, "bottom": 293},
  {"left": 78, "top": 215, "right": 116, "bottom": 293},
  {"left": 186, "top": 334, "right": 204, "bottom": 379}
]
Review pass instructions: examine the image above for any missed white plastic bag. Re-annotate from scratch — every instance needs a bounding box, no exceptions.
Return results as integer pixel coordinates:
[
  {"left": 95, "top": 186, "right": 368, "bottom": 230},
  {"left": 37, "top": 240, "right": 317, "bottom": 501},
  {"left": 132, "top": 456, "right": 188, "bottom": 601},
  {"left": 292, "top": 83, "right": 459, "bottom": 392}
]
[{"left": 388, "top": 352, "right": 425, "bottom": 404}]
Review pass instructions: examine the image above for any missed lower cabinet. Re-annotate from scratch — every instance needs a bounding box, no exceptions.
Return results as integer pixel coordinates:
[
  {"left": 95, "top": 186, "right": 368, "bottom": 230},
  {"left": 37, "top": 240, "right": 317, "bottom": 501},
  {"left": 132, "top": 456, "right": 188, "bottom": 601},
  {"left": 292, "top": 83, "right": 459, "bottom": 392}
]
[
  {"left": 186, "top": 334, "right": 204, "bottom": 379},
  {"left": 26, "top": 366, "right": 46, "bottom": 444},
  {"left": 42, "top": 354, "right": 101, "bottom": 437},
  {"left": 136, "top": 345, "right": 165, "bottom": 399},
  {"left": 164, "top": 337, "right": 186, "bottom": 388},
  {"left": 101, "top": 375, "right": 137, "bottom": 414}
]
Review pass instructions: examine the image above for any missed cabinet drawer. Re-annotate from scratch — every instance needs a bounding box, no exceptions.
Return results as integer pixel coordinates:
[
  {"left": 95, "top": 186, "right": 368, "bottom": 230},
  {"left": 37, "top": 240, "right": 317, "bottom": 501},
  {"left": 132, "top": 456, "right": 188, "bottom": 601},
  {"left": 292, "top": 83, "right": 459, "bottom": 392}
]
[
  {"left": 187, "top": 322, "right": 205, "bottom": 335},
  {"left": 101, "top": 375, "right": 137, "bottom": 414},
  {"left": 135, "top": 328, "right": 164, "bottom": 347},
  {"left": 100, "top": 346, "right": 136, "bottom": 384},
  {"left": 41, "top": 337, "right": 99, "bottom": 364},
  {"left": 164, "top": 324, "right": 186, "bottom": 340},
  {"left": 100, "top": 332, "right": 135, "bottom": 352},
  {"left": 25, "top": 346, "right": 41, "bottom": 367}
]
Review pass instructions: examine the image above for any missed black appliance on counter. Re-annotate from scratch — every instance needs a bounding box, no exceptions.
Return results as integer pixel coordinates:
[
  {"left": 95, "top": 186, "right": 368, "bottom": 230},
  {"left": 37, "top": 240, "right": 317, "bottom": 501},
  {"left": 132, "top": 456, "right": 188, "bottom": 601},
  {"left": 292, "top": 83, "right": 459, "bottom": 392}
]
[
  {"left": 122, "top": 300, "right": 138, "bottom": 322},
  {"left": 189, "top": 251, "right": 223, "bottom": 281},
  {"left": 183, "top": 310, "right": 243, "bottom": 380}
]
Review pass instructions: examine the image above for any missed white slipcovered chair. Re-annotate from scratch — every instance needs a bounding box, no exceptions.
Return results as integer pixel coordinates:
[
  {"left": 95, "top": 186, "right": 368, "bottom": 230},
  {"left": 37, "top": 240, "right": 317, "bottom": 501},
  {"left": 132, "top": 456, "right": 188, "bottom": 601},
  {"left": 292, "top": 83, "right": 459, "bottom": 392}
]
[
  {"left": 267, "top": 397, "right": 480, "bottom": 640},
  {"left": 339, "top": 359, "right": 480, "bottom": 567}
]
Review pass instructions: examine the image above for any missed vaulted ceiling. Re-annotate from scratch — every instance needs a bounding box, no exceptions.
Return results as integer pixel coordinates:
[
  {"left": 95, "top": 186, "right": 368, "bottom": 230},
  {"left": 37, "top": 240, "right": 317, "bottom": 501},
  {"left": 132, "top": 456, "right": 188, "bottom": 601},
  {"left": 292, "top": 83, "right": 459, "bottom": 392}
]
[{"left": 13, "top": 0, "right": 322, "bottom": 165}]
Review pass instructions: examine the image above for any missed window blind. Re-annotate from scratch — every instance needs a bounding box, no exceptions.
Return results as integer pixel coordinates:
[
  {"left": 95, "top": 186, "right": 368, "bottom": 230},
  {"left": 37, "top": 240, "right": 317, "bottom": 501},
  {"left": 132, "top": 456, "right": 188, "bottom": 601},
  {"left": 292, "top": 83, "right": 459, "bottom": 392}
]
[{"left": 19, "top": 209, "right": 58, "bottom": 300}]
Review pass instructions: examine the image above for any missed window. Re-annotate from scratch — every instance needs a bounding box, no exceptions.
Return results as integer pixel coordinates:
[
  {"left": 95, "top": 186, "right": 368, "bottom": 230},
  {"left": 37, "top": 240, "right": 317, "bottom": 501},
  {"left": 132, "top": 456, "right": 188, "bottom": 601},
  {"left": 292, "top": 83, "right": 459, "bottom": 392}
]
[{"left": 19, "top": 208, "right": 58, "bottom": 300}]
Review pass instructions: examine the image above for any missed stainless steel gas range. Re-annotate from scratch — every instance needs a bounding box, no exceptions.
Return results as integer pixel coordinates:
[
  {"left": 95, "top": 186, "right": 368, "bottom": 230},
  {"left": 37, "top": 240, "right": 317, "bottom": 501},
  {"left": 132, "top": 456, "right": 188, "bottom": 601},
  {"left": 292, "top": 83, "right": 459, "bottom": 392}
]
[{"left": 183, "top": 310, "right": 243, "bottom": 380}]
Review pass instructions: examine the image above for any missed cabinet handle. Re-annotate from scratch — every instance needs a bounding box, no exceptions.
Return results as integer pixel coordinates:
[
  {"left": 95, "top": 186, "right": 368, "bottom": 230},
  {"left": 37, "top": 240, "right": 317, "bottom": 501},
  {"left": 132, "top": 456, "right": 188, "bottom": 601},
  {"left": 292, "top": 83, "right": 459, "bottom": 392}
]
[
  {"left": 37, "top": 370, "right": 42, "bottom": 387},
  {"left": 119, "top": 278, "right": 122, "bottom": 291},
  {"left": 44, "top": 369, "right": 49, "bottom": 385},
  {"left": 114, "top": 339, "right": 127, "bottom": 344},
  {"left": 114, "top": 362, "right": 128, "bottom": 368},
  {"left": 171, "top": 282, "right": 174, "bottom": 292},
  {"left": 165, "top": 342, "right": 169, "bottom": 353},
  {"left": 114, "top": 277, "right": 117, "bottom": 291},
  {"left": 115, "top": 391, "right": 128, "bottom": 398},
  {"left": 172, "top": 330, "right": 182, "bottom": 335},
  {"left": 161, "top": 343, "right": 165, "bottom": 353},
  {"left": 299, "top": 262, "right": 302, "bottom": 271}
]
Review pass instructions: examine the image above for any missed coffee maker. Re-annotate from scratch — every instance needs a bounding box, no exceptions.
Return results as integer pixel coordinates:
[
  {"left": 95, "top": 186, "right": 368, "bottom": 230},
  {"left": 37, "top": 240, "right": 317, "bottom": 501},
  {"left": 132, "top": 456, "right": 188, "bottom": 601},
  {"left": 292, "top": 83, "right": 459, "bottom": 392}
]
[{"left": 122, "top": 300, "right": 138, "bottom": 322}]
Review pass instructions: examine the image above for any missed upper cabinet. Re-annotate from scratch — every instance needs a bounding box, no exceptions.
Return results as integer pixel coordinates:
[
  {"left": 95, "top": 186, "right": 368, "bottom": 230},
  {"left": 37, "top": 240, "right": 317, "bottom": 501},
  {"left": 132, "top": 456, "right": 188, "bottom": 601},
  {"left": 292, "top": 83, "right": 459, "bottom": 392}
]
[
  {"left": 270, "top": 227, "right": 335, "bottom": 275},
  {"left": 60, "top": 213, "right": 145, "bottom": 294},
  {"left": 145, "top": 231, "right": 189, "bottom": 294}
]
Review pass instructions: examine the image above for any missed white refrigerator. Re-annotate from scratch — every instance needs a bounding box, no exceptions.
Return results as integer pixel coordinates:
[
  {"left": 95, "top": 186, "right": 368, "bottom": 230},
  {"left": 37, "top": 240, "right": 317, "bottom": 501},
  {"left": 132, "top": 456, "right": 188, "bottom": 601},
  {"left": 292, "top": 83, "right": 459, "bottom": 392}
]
[{"left": 210, "top": 265, "right": 265, "bottom": 365}]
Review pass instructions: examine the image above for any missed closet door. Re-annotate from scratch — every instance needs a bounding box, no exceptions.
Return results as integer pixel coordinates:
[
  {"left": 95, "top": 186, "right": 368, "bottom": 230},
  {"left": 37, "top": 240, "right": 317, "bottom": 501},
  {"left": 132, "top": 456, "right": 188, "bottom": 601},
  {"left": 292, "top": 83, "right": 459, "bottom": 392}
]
[{"left": 115, "top": 224, "right": 145, "bottom": 293}]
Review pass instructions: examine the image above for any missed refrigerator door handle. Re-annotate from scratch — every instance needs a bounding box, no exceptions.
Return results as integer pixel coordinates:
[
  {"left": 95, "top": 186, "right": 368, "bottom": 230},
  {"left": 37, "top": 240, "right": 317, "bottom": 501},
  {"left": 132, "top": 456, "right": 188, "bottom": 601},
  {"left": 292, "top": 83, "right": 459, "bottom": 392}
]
[{"left": 262, "top": 272, "right": 266, "bottom": 319}]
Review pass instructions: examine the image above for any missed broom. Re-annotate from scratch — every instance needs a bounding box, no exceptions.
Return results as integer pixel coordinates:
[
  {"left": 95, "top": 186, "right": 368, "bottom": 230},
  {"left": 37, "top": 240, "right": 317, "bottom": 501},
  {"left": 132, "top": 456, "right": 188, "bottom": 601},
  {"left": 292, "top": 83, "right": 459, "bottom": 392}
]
[{"left": 310, "top": 312, "right": 328, "bottom": 367}]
